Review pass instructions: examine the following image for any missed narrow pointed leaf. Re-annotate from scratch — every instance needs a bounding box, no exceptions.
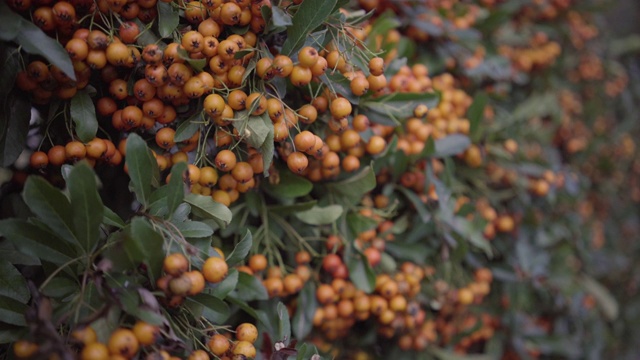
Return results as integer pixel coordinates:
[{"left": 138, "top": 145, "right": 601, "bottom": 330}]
[{"left": 67, "top": 163, "right": 103, "bottom": 252}]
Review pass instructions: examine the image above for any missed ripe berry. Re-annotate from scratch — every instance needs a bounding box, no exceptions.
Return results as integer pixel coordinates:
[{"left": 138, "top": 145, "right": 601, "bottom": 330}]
[
  {"left": 202, "top": 256, "right": 228, "bottom": 283},
  {"left": 107, "top": 328, "right": 139, "bottom": 358},
  {"left": 298, "top": 46, "right": 319, "bottom": 68},
  {"left": 132, "top": 321, "right": 159, "bottom": 346},
  {"left": 214, "top": 149, "right": 237, "bottom": 172},
  {"left": 287, "top": 152, "right": 309, "bottom": 174},
  {"left": 235, "top": 323, "right": 258, "bottom": 343},
  {"left": 207, "top": 334, "right": 230, "bottom": 356}
]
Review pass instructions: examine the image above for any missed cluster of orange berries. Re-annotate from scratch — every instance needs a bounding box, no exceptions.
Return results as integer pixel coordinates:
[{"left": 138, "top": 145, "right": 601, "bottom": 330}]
[
  {"left": 29, "top": 137, "right": 123, "bottom": 170},
  {"left": 14, "top": 321, "right": 259, "bottom": 360},
  {"left": 497, "top": 32, "right": 562, "bottom": 73},
  {"left": 236, "top": 253, "right": 309, "bottom": 299},
  {"left": 156, "top": 252, "right": 228, "bottom": 307},
  {"left": 206, "top": 323, "right": 259, "bottom": 360}
]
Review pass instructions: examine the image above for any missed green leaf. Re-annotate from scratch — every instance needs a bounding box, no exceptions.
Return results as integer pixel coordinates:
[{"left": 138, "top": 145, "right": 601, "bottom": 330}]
[
  {"left": 345, "top": 247, "right": 375, "bottom": 293},
  {"left": 281, "top": 0, "right": 338, "bottom": 55},
  {"left": 579, "top": 275, "right": 619, "bottom": 321},
  {"left": 263, "top": 167, "right": 313, "bottom": 198},
  {"left": 267, "top": 200, "right": 317, "bottom": 215},
  {"left": 174, "top": 221, "right": 213, "bottom": 238},
  {"left": 0, "top": 295, "right": 27, "bottom": 326},
  {"left": 0, "top": 44, "right": 20, "bottom": 100},
  {"left": 184, "top": 194, "right": 232, "bottom": 226},
  {"left": 0, "top": 260, "right": 29, "bottom": 303},
  {"left": 166, "top": 162, "right": 188, "bottom": 218},
  {"left": 70, "top": 90, "right": 98, "bottom": 143},
  {"left": 67, "top": 163, "right": 104, "bottom": 252},
  {"left": 467, "top": 92, "right": 488, "bottom": 141},
  {"left": 276, "top": 301, "right": 291, "bottom": 343},
  {"left": 3, "top": 1, "right": 75, "bottom": 81},
  {"left": 259, "top": 115, "right": 275, "bottom": 177},
  {"left": 226, "top": 230, "right": 252, "bottom": 267},
  {"left": 0, "top": 219, "right": 76, "bottom": 265},
  {"left": 385, "top": 239, "right": 432, "bottom": 264},
  {"left": 320, "top": 72, "right": 359, "bottom": 104},
  {"left": 271, "top": 6, "right": 293, "bottom": 27},
  {"left": 125, "top": 217, "right": 165, "bottom": 283},
  {"left": 292, "top": 282, "right": 317, "bottom": 340},
  {"left": 125, "top": 133, "right": 159, "bottom": 208},
  {"left": 208, "top": 268, "right": 238, "bottom": 299},
  {"left": 22, "top": 176, "right": 78, "bottom": 246},
  {"left": 40, "top": 277, "right": 77, "bottom": 298},
  {"left": 360, "top": 92, "right": 439, "bottom": 126},
  {"left": 295, "top": 205, "right": 343, "bottom": 225},
  {"left": 233, "top": 272, "right": 268, "bottom": 302},
  {"left": 433, "top": 134, "right": 471, "bottom": 157},
  {"left": 346, "top": 212, "right": 378, "bottom": 235},
  {"left": 365, "top": 11, "right": 401, "bottom": 50},
  {"left": 103, "top": 206, "right": 125, "bottom": 229},
  {"left": 158, "top": 2, "right": 179, "bottom": 38},
  {"left": 173, "top": 114, "right": 201, "bottom": 142},
  {"left": 0, "top": 90, "right": 30, "bottom": 166},
  {"left": 0, "top": 241, "right": 40, "bottom": 266},
  {"left": 232, "top": 111, "right": 271, "bottom": 149},
  {"left": 187, "top": 293, "right": 230, "bottom": 324},
  {"left": 177, "top": 47, "right": 207, "bottom": 72},
  {"left": 326, "top": 165, "right": 376, "bottom": 205},
  {"left": 428, "top": 347, "right": 493, "bottom": 360}
]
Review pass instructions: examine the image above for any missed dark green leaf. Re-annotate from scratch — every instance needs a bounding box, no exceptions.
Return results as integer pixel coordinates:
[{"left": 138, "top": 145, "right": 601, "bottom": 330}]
[
  {"left": 40, "top": 277, "right": 77, "bottom": 298},
  {"left": 174, "top": 221, "right": 213, "bottom": 238},
  {"left": 70, "top": 90, "right": 98, "bottom": 142},
  {"left": 292, "top": 282, "right": 317, "bottom": 340},
  {"left": 267, "top": 200, "right": 317, "bottom": 215},
  {"left": 67, "top": 163, "right": 103, "bottom": 252},
  {"left": 579, "top": 275, "right": 619, "bottom": 321},
  {"left": 0, "top": 219, "right": 76, "bottom": 265},
  {"left": 233, "top": 272, "right": 268, "bottom": 302},
  {"left": 187, "top": 293, "right": 230, "bottom": 324},
  {"left": 8, "top": 2, "right": 74, "bottom": 80},
  {"left": 158, "top": 1, "right": 179, "bottom": 38},
  {"left": 232, "top": 111, "right": 271, "bottom": 149},
  {"left": 263, "top": 167, "right": 313, "bottom": 198},
  {"left": 226, "top": 230, "right": 252, "bottom": 267},
  {"left": 0, "top": 91, "right": 30, "bottom": 166},
  {"left": 281, "top": 0, "right": 338, "bottom": 55},
  {"left": 125, "top": 133, "right": 159, "bottom": 208},
  {"left": 0, "top": 44, "right": 20, "bottom": 99},
  {"left": 0, "top": 295, "right": 27, "bottom": 326},
  {"left": 434, "top": 134, "right": 471, "bottom": 157},
  {"left": 295, "top": 205, "right": 343, "bottom": 225},
  {"left": 208, "top": 268, "right": 238, "bottom": 299},
  {"left": 125, "top": 217, "right": 165, "bottom": 283},
  {"left": 173, "top": 114, "right": 201, "bottom": 142},
  {"left": 103, "top": 206, "right": 124, "bottom": 229},
  {"left": 360, "top": 92, "right": 439, "bottom": 126},
  {"left": 0, "top": 241, "right": 40, "bottom": 266},
  {"left": 385, "top": 239, "right": 432, "bottom": 264},
  {"left": 428, "top": 347, "right": 493, "bottom": 360},
  {"left": 320, "top": 72, "right": 359, "bottom": 104},
  {"left": 467, "top": 92, "right": 488, "bottom": 141},
  {"left": 0, "top": 260, "right": 29, "bottom": 303},
  {"left": 395, "top": 186, "right": 431, "bottom": 222},
  {"left": 276, "top": 301, "right": 291, "bottom": 343},
  {"left": 166, "top": 162, "right": 188, "bottom": 218},
  {"left": 259, "top": 114, "right": 275, "bottom": 177},
  {"left": 185, "top": 194, "right": 232, "bottom": 226},
  {"left": 271, "top": 6, "right": 293, "bottom": 27},
  {"left": 22, "top": 176, "right": 78, "bottom": 246},
  {"left": 346, "top": 212, "right": 378, "bottom": 235},
  {"left": 345, "top": 247, "right": 375, "bottom": 293},
  {"left": 326, "top": 165, "right": 376, "bottom": 205},
  {"left": 365, "top": 11, "right": 400, "bottom": 50}
]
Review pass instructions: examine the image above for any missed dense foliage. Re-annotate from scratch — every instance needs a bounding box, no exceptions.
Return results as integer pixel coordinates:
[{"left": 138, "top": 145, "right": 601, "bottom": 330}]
[{"left": 0, "top": 0, "right": 639, "bottom": 359}]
